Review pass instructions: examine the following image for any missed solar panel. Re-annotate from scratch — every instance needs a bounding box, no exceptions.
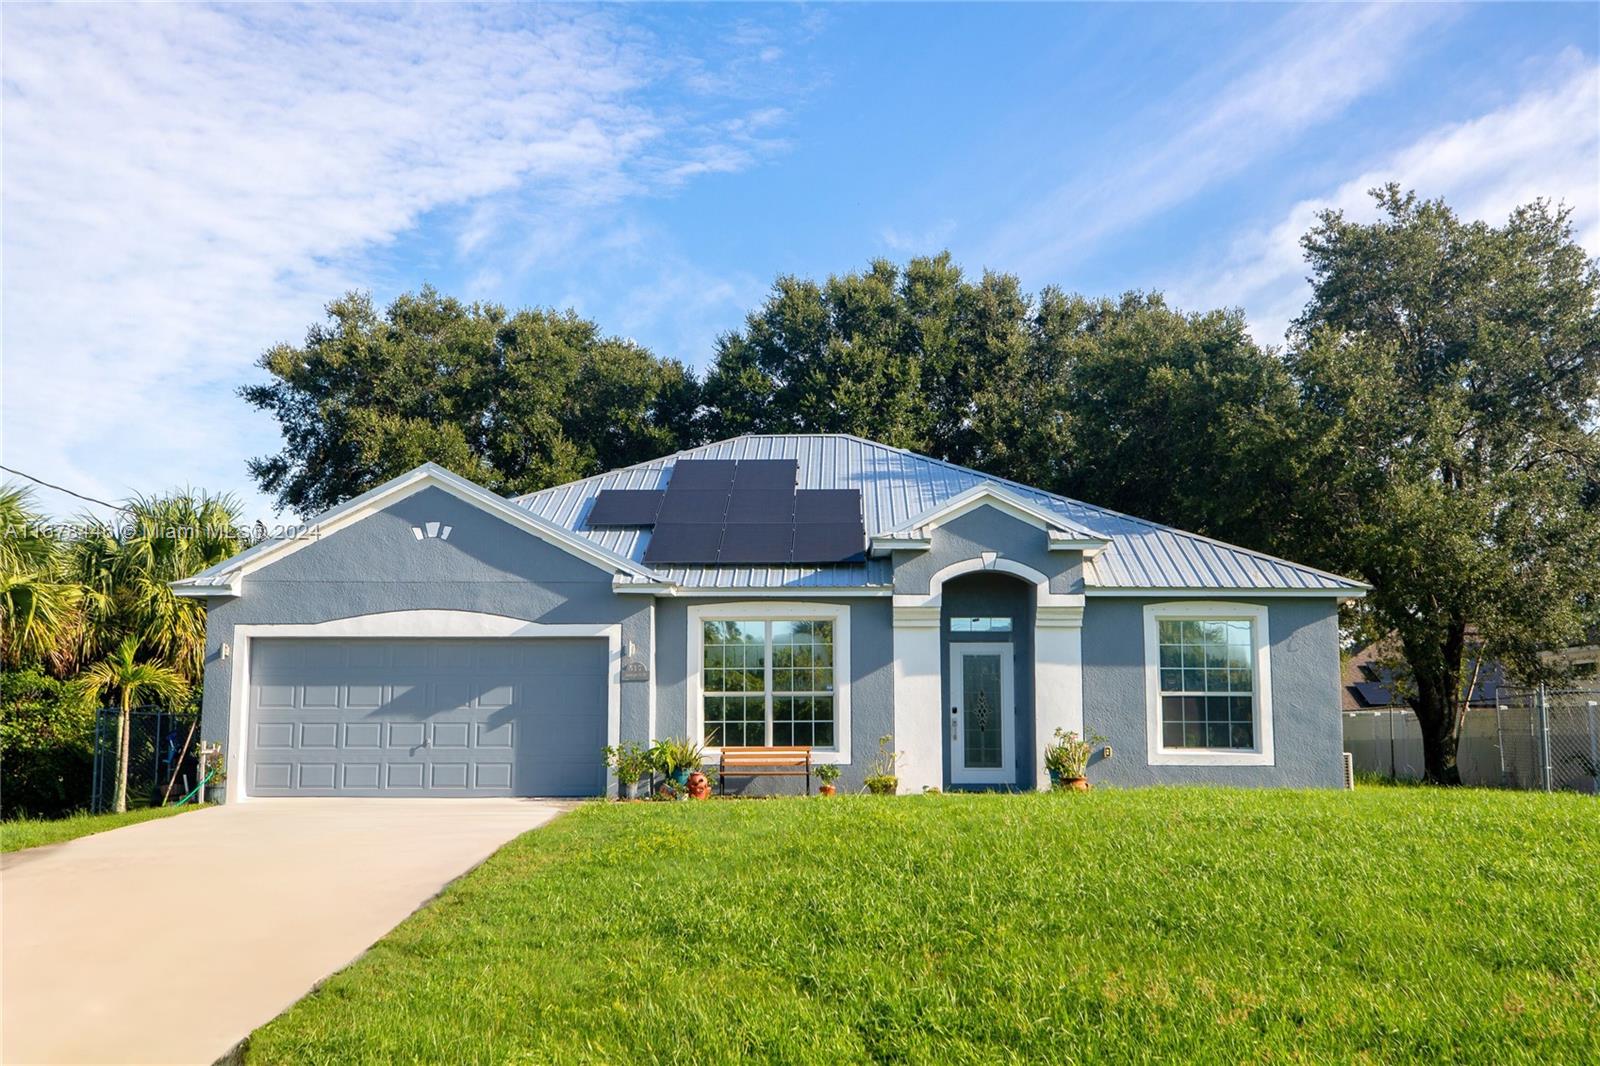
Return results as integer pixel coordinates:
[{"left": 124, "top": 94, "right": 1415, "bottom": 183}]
[
  {"left": 791, "top": 522, "right": 865, "bottom": 562},
  {"left": 732, "top": 459, "right": 798, "bottom": 490},
  {"left": 584, "top": 489, "right": 665, "bottom": 528},
  {"left": 794, "top": 489, "right": 861, "bottom": 523},
  {"left": 643, "top": 524, "right": 725, "bottom": 564},
  {"left": 1352, "top": 681, "right": 1394, "bottom": 707},
  {"left": 667, "top": 459, "right": 737, "bottom": 490},
  {"left": 716, "top": 524, "right": 796, "bottom": 563},
  {"left": 655, "top": 489, "right": 732, "bottom": 525},
  {"left": 724, "top": 490, "right": 796, "bottom": 524},
  {"left": 601, "top": 459, "right": 865, "bottom": 566}
]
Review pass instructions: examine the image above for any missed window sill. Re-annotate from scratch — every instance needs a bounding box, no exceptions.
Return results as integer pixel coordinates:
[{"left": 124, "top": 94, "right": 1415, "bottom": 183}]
[{"left": 1148, "top": 748, "right": 1274, "bottom": 767}]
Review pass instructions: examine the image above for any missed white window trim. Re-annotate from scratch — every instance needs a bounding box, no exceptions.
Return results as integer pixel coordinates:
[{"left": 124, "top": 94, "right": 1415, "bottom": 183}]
[
  {"left": 1142, "top": 601, "right": 1275, "bottom": 766},
  {"left": 687, "top": 601, "right": 851, "bottom": 765}
]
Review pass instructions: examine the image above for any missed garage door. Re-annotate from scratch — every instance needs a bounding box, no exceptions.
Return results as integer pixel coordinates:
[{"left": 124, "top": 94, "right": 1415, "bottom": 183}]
[{"left": 246, "top": 638, "right": 608, "bottom": 797}]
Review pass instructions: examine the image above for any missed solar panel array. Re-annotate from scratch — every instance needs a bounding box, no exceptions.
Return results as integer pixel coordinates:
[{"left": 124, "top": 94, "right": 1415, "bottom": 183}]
[{"left": 585, "top": 458, "right": 866, "bottom": 565}]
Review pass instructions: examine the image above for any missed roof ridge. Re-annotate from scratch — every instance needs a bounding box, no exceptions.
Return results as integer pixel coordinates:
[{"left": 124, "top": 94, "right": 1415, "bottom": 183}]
[{"left": 514, "top": 434, "right": 1366, "bottom": 590}]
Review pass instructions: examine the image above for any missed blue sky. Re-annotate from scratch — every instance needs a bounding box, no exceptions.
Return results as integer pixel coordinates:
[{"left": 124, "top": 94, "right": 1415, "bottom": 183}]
[{"left": 4, "top": 2, "right": 1597, "bottom": 520}]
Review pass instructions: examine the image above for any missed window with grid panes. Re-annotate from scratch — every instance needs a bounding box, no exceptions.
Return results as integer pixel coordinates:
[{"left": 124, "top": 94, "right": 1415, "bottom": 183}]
[
  {"left": 1156, "top": 618, "right": 1257, "bottom": 749},
  {"left": 701, "top": 619, "right": 835, "bottom": 748}
]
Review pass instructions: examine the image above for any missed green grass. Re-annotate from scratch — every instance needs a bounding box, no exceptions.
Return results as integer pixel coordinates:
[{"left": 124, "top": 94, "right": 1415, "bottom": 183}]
[
  {"left": 0, "top": 804, "right": 198, "bottom": 852},
  {"left": 246, "top": 788, "right": 1600, "bottom": 1064}
]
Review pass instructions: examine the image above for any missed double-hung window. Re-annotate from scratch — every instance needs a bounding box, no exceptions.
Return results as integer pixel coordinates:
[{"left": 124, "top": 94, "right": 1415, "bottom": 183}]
[
  {"left": 1143, "top": 602, "right": 1274, "bottom": 765},
  {"left": 693, "top": 604, "right": 850, "bottom": 758}
]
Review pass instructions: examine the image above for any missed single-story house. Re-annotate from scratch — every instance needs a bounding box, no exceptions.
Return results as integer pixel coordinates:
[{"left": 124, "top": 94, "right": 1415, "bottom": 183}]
[{"left": 173, "top": 434, "right": 1368, "bottom": 800}]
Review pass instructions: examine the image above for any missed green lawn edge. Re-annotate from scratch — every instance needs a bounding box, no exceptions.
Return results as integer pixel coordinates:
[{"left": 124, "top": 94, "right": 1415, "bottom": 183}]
[{"left": 0, "top": 804, "right": 200, "bottom": 852}]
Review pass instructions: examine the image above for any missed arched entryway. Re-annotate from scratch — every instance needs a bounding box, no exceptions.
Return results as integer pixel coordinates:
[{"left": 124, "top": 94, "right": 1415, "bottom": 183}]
[{"left": 941, "top": 572, "right": 1035, "bottom": 789}]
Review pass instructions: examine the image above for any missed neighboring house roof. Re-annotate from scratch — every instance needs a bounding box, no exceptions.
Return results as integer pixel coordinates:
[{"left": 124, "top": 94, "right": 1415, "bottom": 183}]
[
  {"left": 171, "top": 463, "right": 653, "bottom": 597},
  {"left": 517, "top": 434, "right": 1369, "bottom": 596},
  {"left": 1340, "top": 635, "right": 1507, "bottom": 711}
]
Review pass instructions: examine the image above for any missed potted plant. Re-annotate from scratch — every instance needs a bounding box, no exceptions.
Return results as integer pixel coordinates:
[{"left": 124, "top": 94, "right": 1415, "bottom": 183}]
[
  {"left": 816, "top": 763, "right": 841, "bottom": 796},
  {"left": 602, "top": 742, "right": 652, "bottom": 800},
  {"left": 649, "top": 738, "right": 704, "bottom": 792},
  {"left": 863, "top": 734, "right": 900, "bottom": 795},
  {"left": 1044, "top": 728, "right": 1106, "bottom": 791},
  {"left": 198, "top": 742, "right": 226, "bottom": 804}
]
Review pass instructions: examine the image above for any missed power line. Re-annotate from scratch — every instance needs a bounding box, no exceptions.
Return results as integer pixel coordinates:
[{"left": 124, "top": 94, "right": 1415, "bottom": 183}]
[{"left": 0, "top": 464, "right": 127, "bottom": 512}]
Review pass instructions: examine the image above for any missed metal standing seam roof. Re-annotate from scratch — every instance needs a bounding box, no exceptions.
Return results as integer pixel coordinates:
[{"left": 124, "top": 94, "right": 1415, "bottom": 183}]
[{"left": 515, "top": 434, "right": 1368, "bottom": 594}]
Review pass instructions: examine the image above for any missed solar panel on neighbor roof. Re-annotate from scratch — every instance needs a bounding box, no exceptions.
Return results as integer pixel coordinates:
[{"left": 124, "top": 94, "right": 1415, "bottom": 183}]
[
  {"left": 666, "top": 459, "right": 737, "bottom": 490},
  {"left": 643, "top": 523, "right": 725, "bottom": 564},
  {"left": 1353, "top": 681, "right": 1395, "bottom": 707},
  {"left": 731, "top": 459, "right": 798, "bottom": 490},
  {"left": 794, "top": 489, "right": 861, "bottom": 523},
  {"left": 792, "top": 522, "right": 865, "bottom": 562},
  {"left": 716, "top": 524, "right": 797, "bottom": 563},
  {"left": 584, "top": 489, "right": 665, "bottom": 528}
]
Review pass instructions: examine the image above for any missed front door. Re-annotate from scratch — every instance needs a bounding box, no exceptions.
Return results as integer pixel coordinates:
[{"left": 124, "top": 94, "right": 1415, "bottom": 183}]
[{"left": 950, "top": 642, "right": 1015, "bottom": 785}]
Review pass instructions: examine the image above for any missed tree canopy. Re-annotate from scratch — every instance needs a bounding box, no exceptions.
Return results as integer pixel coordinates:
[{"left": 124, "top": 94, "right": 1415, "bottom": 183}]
[
  {"left": 242, "top": 287, "right": 700, "bottom": 514},
  {"left": 1281, "top": 186, "right": 1600, "bottom": 781},
  {"left": 703, "top": 255, "right": 1292, "bottom": 547}
]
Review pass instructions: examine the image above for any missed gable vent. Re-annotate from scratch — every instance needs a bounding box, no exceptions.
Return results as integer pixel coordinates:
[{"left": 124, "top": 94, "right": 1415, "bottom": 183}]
[{"left": 412, "top": 522, "right": 452, "bottom": 541}]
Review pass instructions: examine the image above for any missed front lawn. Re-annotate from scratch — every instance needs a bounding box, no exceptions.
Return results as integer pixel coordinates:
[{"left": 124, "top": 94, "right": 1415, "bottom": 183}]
[
  {"left": 246, "top": 788, "right": 1600, "bottom": 1064},
  {"left": 0, "top": 804, "right": 199, "bottom": 853}
]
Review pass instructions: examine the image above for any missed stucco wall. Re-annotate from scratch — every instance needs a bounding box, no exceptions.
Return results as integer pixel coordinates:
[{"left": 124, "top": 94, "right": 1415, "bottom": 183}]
[
  {"left": 200, "top": 486, "right": 652, "bottom": 763},
  {"left": 890, "top": 507, "right": 1082, "bottom": 596},
  {"left": 1080, "top": 596, "right": 1344, "bottom": 788},
  {"left": 654, "top": 596, "right": 894, "bottom": 793}
]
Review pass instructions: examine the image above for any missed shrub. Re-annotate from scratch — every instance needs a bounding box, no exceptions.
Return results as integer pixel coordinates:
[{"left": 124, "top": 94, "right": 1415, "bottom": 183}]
[{"left": 1, "top": 668, "right": 95, "bottom": 818}]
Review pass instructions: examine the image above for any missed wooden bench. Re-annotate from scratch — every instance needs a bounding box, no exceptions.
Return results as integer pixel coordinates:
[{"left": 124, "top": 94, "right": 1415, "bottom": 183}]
[{"left": 718, "top": 746, "right": 813, "bottom": 796}]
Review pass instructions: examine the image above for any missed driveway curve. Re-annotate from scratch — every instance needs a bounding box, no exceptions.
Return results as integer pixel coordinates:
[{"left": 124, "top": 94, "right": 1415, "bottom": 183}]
[{"left": 2, "top": 798, "right": 571, "bottom": 1065}]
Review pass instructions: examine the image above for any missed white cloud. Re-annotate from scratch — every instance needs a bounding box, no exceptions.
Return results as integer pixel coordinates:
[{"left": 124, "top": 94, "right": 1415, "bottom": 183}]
[
  {"left": 1, "top": 3, "right": 785, "bottom": 518},
  {"left": 881, "top": 221, "right": 957, "bottom": 255},
  {"left": 982, "top": 3, "right": 1451, "bottom": 276},
  {"left": 1170, "top": 58, "right": 1600, "bottom": 347}
]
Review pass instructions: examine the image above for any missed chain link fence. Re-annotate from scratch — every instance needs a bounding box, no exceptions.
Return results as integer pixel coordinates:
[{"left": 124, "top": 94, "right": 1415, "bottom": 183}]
[
  {"left": 90, "top": 707, "right": 201, "bottom": 813},
  {"left": 1344, "top": 687, "right": 1600, "bottom": 793}
]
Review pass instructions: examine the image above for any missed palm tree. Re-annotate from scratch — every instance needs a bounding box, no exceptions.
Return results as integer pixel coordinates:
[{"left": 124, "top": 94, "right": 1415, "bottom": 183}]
[
  {"left": 66, "top": 490, "right": 243, "bottom": 686},
  {"left": 0, "top": 485, "right": 80, "bottom": 672},
  {"left": 75, "top": 638, "right": 191, "bottom": 812}
]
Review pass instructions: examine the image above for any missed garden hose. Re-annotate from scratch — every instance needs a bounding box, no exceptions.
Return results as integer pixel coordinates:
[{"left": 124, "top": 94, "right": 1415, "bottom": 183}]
[{"left": 173, "top": 768, "right": 216, "bottom": 808}]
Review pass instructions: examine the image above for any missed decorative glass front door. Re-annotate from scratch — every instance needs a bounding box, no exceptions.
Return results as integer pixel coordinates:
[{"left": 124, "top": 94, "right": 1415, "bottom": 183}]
[{"left": 951, "top": 642, "right": 1015, "bottom": 784}]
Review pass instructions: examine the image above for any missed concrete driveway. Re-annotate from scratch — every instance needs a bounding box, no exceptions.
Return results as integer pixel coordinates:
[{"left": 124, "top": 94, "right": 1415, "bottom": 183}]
[{"left": 2, "top": 799, "right": 572, "bottom": 1065}]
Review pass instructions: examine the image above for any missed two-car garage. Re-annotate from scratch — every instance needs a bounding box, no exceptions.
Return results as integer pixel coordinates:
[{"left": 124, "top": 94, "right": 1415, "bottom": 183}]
[{"left": 245, "top": 637, "right": 610, "bottom": 798}]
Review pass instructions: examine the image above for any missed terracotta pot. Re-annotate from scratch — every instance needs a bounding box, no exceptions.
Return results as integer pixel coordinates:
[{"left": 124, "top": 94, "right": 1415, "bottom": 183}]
[
  {"left": 819, "top": 783, "right": 836, "bottom": 796},
  {"left": 686, "top": 771, "right": 711, "bottom": 800},
  {"left": 1065, "top": 777, "right": 1091, "bottom": 792}
]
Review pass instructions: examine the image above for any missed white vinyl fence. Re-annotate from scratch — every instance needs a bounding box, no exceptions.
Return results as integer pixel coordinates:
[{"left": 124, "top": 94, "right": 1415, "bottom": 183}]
[{"left": 1343, "top": 687, "right": 1600, "bottom": 794}]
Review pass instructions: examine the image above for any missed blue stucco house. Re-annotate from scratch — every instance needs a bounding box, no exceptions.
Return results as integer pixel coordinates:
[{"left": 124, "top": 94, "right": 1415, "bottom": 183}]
[{"left": 173, "top": 434, "right": 1368, "bottom": 800}]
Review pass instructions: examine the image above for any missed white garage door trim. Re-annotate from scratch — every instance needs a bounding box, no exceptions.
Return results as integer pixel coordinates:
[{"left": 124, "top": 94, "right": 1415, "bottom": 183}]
[{"left": 226, "top": 610, "right": 622, "bottom": 803}]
